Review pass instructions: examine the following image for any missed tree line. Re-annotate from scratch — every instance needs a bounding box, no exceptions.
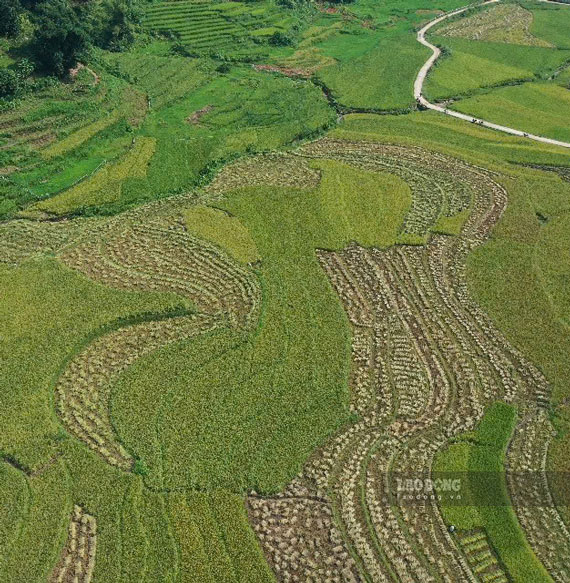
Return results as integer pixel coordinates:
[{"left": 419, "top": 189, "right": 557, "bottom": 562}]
[{"left": 0, "top": 0, "right": 141, "bottom": 78}]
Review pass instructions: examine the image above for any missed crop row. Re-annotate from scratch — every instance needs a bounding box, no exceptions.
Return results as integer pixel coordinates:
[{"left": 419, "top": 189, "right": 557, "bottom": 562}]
[
  {"left": 0, "top": 219, "right": 88, "bottom": 265},
  {"left": 54, "top": 216, "right": 261, "bottom": 469},
  {"left": 56, "top": 311, "right": 221, "bottom": 469},
  {"left": 297, "top": 139, "right": 473, "bottom": 242},
  {"left": 48, "top": 505, "right": 96, "bottom": 583},
  {"left": 34, "top": 137, "right": 157, "bottom": 216},
  {"left": 144, "top": 2, "right": 244, "bottom": 49},
  {"left": 0, "top": 82, "right": 106, "bottom": 160},
  {"left": 143, "top": 0, "right": 290, "bottom": 50},
  {"left": 435, "top": 3, "right": 550, "bottom": 47},
  {"left": 506, "top": 407, "right": 570, "bottom": 582},
  {"left": 247, "top": 494, "right": 361, "bottom": 583},
  {"left": 101, "top": 53, "right": 208, "bottom": 109},
  {"left": 206, "top": 153, "right": 321, "bottom": 195},
  {"left": 234, "top": 139, "right": 565, "bottom": 582},
  {"left": 455, "top": 530, "right": 509, "bottom": 583}
]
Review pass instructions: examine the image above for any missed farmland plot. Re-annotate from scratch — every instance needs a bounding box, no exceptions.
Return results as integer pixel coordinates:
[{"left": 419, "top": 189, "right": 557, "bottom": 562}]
[
  {"left": 48, "top": 506, "right": 97, "bottom": 583},
  {"left": 2, "top": 80, "right": 570, "bottom": 583},
  {"left": 143, "top": 0, "right": 296, "bottom": 55},
  {"left": 197, "top": 138, "right": 566, "bottom": 582},
  {"left": 3, "top": 0, "right": 570, "bottom": 578},
  {"left": 424, "top": 38, "right": 570, "bottom": 100},
  {"left": 436, "top": 3, "right": 551, "bottom": 46},
  {"left": 56, "top": 215, "right": 261, "bottom": 469}
]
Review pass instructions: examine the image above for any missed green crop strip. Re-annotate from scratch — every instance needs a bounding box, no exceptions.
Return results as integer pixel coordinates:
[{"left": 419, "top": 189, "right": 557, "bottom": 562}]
[{"left": 435, "top": 402, "right": 552, "bottom": 582}]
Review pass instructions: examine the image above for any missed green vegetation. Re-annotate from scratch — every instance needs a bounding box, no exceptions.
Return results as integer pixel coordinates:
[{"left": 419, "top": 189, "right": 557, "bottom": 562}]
[
  {"left": 0, "top": 0, "right": 142, "bottom": 79},
  {"left": 108, "top": 160, "right": 412, "bottom": 492},
  {"left": 0, "top": 461, "right": 29, "bottom": 567},
  {"left": 0, "top": 460, "right": 71, "bottom": 582},
  {"left": 333, "top": 111, "right": 570, "bottom": 168},
  {"left": 308, "top": 159, "right": 412, "bottom": 246},
  {"left": 0, "top": 258, "right": 190, "bottom": 469},
  {"left": 453, "top": 82, "right": 570, "bottom": 143},
  {"left": 435, "top": 402, "right": 551, "bottom": 583},
  {"left": 29, "top": 0, "right": 91, "bottom": 77},
  {"left": 40, "top": 111, "right": 123, "bottom": 160},
  {"left": 334, "top": 111, "right": 570, "bottom": 559},
  {"left": 168, "top": 491, "right": 275, "bottom": 583},
  {"left": 436, "top": 3, "right": 551, "bottom": 46},
  {"left": 312, "top": 0, "right": 468, "bottom": 111},
  {"left": 317, "top": 32, "right": 428, "bottom": 111},
  {"left": 2, "top": 0, "right": 570, "bottom": 581},
  {"left": 424, "top": 2, "right": 570, "bottom": 142},
  {"left": 183, "top": 206, "right": 260, "bottom": 264},
  {"left": 143, "top": 0, "right": 296, "bottom": 57},
  {"left": 33, "top": 136, "right": 156, "bottom": 215},
  {"left": 530, "top": 4, "right": 570, "bottom": 49},
  {"left": 0, "top": 0, "right": 22, "bottom": 38},
  {"left": 335, "top": 113, "right": 570, "bottom": 402},
  {"left": 467, "top": 169, "right": 570, "bottom": 403},
  {"left": 0, "top": 58, "right": 333, "bottom": 219},
  {"left": 0, "top": 69, "right": 146, "bottom": 218},
  {"left": 425, "top": 37, "right": 570, "bottom": 100},
  {"left": 100, "top": 51, "right": 212, "bottom": 110}
]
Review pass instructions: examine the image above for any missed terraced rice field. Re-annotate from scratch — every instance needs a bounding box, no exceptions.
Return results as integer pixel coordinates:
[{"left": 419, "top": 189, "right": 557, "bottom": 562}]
[
  {"left": 3, "top": 0, "right": 570, "bottom": 580},
  {"left": 436, "top": 3, "right": 551, "bottom": 46},
  {"left": 423, "top": 1, "right": 570, "bottom": 143},
  {"left": 48, "top": 506, "right": 97, "bottom": 583},
  {"left": 3, "top": 120, "right": 570, "bottom": 580},
  {"left": 0, "top": 70, "right": 147, "bottom": 219},
  {"left": 221, "top": 138, "right": 562, "bottom": 582},
  {"left": 144, "top": 1, "right": 241, "bottom": 51},
  {"left": 143, "top": 0, "right": 293, "bottom": 52}
]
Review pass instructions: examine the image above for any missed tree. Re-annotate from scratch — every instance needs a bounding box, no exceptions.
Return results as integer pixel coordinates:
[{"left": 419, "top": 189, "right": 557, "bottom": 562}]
[
  {"left": 93, "top": 0, "right": 142, "bottom": 52},
  {"left": 0, "top": 0, "right": 23, "bottom": 37},
  {"left": 0, "top": 69, "right": 20, "bottom": 97},
  {"left": 29, "top": 0, "right": 90, "bottom": 77},
  {"left": 268, "top": 31, "right": 293, "bottom": 46},
  {"left": 0, "top": 59, "right": 34, "bottom": 98}
]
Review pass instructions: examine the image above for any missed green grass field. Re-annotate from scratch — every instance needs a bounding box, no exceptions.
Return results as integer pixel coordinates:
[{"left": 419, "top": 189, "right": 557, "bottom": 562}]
[
  {"left": 111, "top": 160, "right": 411, "bottom": 492},
  {"left": 425, "top": 37, "right": 570, "bottom": 100},
  {"left": 313, "top": 0, "right": 468, "bottom": 111},
  {"left": 317, "top": 32, "right": 429, "bottom": 111},
  {"left": 530, "top": 3, "right": 570, "bottom": 49},
  {"left": 423, "top": 1, "right": 570, "bottom": 142},
  {"left": 0, "top": 257, "right": 190, "bottom": 469},
  {"left": 143, "top": 0, "right": 296, "bottom": 56}
]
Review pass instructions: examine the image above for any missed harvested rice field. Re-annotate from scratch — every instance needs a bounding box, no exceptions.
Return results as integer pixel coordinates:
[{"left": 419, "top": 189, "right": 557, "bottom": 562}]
[{"left": 2, "top": 0, "right": 570, "bottom": 582}]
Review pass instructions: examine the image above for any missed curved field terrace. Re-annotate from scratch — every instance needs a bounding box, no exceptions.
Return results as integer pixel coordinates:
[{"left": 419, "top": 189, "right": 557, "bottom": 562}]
[{"left": 1, "top": 1, "right": 570, "bottom": 582}]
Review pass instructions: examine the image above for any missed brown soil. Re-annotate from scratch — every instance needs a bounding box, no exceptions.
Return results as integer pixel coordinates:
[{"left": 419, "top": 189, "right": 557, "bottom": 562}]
[
  {"left": 316, "top": 3, "right": 340, "bottom": 13},
  {"left": 253, "top": 64, "right": 313, "bottom": 78},
  {"left": 0, "top": 165, "right": 19, "bottom": 176},
  {"left": 69, "top": 63, "right": 100, "bottom": 86},
  {"left": 186, "top": 105, "right": 214, "bottom": 125}
]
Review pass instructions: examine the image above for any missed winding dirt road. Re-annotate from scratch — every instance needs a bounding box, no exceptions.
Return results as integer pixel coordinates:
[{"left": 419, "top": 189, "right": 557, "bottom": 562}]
[{"left": 414, "top": 0, "right": 570, "bottom": 149}]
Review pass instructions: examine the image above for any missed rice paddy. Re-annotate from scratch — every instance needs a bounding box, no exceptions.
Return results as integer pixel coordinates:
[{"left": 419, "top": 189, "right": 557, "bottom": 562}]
[
  {"left": 143, "top": 0, "right": 296, "bottom": 55},
  {"left": 423, "top": 0, "right": 570, "bottom": 142},
  {"left": 2, "top": 0, "right": 570, "bottom": 581}
]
